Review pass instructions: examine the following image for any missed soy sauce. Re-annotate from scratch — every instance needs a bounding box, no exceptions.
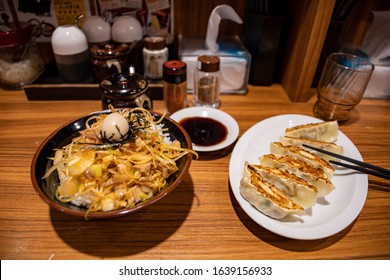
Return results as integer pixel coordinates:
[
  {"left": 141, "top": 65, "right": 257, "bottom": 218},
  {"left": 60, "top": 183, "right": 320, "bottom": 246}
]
[{"left": 179, "top": 117, "right": 228, "bottom": 146}]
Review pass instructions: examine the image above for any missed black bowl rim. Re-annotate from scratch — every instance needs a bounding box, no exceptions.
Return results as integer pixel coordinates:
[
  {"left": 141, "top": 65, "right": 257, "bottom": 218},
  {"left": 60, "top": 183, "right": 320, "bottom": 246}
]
[{"left": 30, "top": 109, "right": 193, "bottom": 220}]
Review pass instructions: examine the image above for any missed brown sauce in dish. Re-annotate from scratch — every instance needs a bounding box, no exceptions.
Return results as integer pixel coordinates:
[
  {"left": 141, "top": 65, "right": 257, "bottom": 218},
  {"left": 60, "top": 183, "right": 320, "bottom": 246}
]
[{"left": 179, "top": 117, "right": 228, "bottom": 147}]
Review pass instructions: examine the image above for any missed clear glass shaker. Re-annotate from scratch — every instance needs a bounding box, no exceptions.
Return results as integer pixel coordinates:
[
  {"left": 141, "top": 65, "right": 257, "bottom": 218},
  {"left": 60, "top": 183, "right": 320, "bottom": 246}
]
[
  {"left": 193, "top": 55, "right": 221, "bottom": 108},
  {"left": 143, "top": 36, "right": 168, "bottom": 81}
]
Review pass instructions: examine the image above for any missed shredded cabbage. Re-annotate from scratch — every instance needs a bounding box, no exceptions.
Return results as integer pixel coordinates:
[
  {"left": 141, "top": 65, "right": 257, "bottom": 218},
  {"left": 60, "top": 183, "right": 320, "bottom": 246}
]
[{"left": 43, "top": 107, "right": 197, "bottom": 219}]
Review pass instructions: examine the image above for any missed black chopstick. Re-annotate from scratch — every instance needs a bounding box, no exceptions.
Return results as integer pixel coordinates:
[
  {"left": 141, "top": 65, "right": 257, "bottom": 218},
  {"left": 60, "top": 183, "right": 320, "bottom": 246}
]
[{"left": 302, "top": 144, "right": 390, "bottom": 180}]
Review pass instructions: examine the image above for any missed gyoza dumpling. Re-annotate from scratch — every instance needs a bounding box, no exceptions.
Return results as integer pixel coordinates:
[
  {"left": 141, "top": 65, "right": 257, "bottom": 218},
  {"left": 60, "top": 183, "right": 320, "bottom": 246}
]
[
  {"left": 259, "top": 154, "right": 335, "bottom": 197},
  {"left": 240, "top": 162, "right": 304, "bottom": 220},
  {"left": 270, "top": 142, "right": 335, "bottom": 179},
  {"left": 250, "top": 164, "right": 318, "bottom": 208},
  {"left": 285, "top": 121, "right": 339, "bottom": 142},
  {"left": 279, "top": 136, "right": 344, "bottom": 162}
]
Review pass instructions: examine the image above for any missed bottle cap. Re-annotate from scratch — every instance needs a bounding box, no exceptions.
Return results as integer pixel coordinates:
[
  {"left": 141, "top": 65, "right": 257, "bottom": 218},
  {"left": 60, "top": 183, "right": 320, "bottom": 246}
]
[
  {"left": 197, "top": 55, "right": 220, "bottom": 72},
  {"left": 143, "top": 36, "right": 166, "bottom": 50},
  {"left": 51, "top": 25, "right": 88, "bottom": 55},
  {"left": 163, "top": 60, "right": 187, "bottom": 84}
]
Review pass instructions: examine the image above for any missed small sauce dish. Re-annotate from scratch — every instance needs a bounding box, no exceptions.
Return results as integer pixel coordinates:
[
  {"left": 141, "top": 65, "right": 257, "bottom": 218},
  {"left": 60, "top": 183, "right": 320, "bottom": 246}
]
[{"left": 170, "top": 107, "right": 239, "bottom": 152}]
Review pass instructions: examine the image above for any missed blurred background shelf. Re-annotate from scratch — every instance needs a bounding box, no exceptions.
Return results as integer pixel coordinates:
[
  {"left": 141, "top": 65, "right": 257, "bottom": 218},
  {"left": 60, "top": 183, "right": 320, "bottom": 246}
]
[
  {"left": 8, "top": 0, "right": 389, "bottom": 102},
  {"left": 173, "top": 0, "right": 389, "bottom": 101}
]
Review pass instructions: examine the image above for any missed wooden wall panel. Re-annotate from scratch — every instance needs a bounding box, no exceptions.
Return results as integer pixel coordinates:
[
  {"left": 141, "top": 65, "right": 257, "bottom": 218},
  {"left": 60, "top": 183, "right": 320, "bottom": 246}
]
[
  {"left": 173, "top": 0, "right": 245, "bottom": 38},
  {"left": 280, "top": 0, "right": 336, "bottom": 102}
]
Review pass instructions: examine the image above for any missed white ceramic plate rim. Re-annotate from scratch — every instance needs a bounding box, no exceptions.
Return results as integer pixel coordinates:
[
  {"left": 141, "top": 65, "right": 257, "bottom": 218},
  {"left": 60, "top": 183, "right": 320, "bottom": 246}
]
[
  {"left": 170, "top": 107, "right": 239, "bottom": 152},
  {"left": 229, "top": 114, "right": 368, "bottom": 240}
]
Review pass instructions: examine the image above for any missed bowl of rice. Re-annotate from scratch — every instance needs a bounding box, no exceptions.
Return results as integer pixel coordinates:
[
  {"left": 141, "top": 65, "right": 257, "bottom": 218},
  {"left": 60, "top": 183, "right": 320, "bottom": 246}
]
[{"left": 31, "top": 108, "right": 196, "bottom": 220}]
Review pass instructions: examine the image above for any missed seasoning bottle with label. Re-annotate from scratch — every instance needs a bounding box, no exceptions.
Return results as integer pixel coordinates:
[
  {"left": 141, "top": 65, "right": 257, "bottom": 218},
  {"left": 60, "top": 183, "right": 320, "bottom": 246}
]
[
  {"left": 143, "top": 36, "right": 168, "bottom": 81},
  {"left": 193, "top": 55, "right": 221, "bottom": 108},
  {"left": 163, "top": 60, "right": 187, "bottom": 115}
]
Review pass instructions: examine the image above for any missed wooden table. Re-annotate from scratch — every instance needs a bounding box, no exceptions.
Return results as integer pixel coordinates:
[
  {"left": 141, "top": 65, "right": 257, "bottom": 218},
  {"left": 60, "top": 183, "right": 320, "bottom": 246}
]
[{"left": 1, "top": 85, "right": 389, "bottom": 260}]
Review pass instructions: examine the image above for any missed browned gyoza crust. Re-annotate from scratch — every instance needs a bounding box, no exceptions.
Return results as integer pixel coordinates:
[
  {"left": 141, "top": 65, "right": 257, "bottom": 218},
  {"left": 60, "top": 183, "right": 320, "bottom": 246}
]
[
  {"left": 279, "top": 136, "right": 344, "bottom": 161},
  {"left": 285, "top": 120, "right": 339, "bottom": 142},
  {"left": 240, "top": 162, "right": 304, "bottom": 220},
  {"left": 259, "top": 154, "right": 335, "bottom": 197},
  {"left": 249, "top": 164, "right": 318, "bottom": 209},
  {"left": 270, "top": 142, "right": 335, "bottom": 179}
]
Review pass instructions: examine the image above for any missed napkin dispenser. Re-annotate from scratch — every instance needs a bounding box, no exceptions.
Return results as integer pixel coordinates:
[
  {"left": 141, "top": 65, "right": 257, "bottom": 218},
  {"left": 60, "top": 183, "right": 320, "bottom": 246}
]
[
  {"left": 359, "top": 11, "right": 390, "bottom": 99},
  {"left": 179, "top": 5, "right": 251, "bottom": 94}
]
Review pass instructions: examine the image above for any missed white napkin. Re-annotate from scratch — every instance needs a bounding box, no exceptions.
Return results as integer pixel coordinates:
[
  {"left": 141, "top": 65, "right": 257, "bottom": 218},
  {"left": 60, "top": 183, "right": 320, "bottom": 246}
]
[
  {"left": 360, "top": 11, "right": 390, "bottom": 65},
  {"left": 205, "top": 4, "right": 243, "bottom": 52},
  {"left": 360, "top": 11, "right": 390, "bottom": 99}
]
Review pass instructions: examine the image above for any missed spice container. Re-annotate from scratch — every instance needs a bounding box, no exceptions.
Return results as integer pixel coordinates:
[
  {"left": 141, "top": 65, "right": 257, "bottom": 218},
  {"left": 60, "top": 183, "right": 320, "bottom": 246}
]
[
  {"left": 193, "top": 55, "right": 221, "bottom": 108},
  {"left": 143, "top": 36, "right": 168, "bottom": 81},
  {"left": 0, "top": 22, "right": 44, "bottom": 89},
  {"left": 163, "top": 60, "right": 187, "bottom": 115},
  {"left": 51, "top": 23, "right": 92, "bottom": 83},
  {"left": 99, "top": 71, "right": 152, "bottom": 110},
  {"left": 90, "top": 42, "right": 130, "bottom": 82}
]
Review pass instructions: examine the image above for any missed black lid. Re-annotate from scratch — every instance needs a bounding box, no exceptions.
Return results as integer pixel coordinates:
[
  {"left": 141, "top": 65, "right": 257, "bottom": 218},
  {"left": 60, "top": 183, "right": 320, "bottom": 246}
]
[
  {"left": 163, "top": 60, "right": 186, "bottom": 84},
  {"left": 99, "top": 72, "right": 148, "bottom": 99}
]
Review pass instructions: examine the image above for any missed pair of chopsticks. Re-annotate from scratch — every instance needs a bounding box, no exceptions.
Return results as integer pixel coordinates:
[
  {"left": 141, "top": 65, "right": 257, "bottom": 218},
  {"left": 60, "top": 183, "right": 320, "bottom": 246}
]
[{"left": 303, "top": 144, "right": 390, "bottom": 180}]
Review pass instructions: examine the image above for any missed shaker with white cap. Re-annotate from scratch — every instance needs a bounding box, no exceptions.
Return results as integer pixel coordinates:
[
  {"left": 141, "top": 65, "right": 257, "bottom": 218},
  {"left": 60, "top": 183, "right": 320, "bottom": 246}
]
[
  {"left": 111, "top": 15, "right": 144, "bottom": 74},
  {"left": 81, "top": 16, "right": 111, "bottom": 45},
  {"left": 51, "top": 15, "right": 92, "bottom": 83},
  {"left": 111, "top": 15, "right": 143, "bottom": 43}
]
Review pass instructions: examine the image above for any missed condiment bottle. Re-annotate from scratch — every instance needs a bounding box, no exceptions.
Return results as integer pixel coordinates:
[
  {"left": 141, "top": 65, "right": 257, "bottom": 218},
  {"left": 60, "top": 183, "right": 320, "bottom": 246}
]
[
  {"left": 193, "top": 55, "right": 221, "bottom": 108},
  {"left": 99, "top": 71, "right": 152, "bottom": 110},
  {"left": 163, "top": 60, "right": 187, "bottom": 115},
  {"left": 90, "top": 42, "right": 130, "bottom": 81},
  {"left": 143, "top": 36, "right": 168, "bottom": 81},
  {"left": 51, "top": 24, "right": 92, "bottom": 83}
]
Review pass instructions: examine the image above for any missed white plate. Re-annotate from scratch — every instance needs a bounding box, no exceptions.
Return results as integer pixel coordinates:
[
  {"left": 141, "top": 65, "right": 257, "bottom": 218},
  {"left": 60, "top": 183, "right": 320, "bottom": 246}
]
[
  {"left": 229, "top": 114, "right": 368, "bottom": 240},
  {"left": 170, "top": 107, "right": 239, "bottom": 152}
]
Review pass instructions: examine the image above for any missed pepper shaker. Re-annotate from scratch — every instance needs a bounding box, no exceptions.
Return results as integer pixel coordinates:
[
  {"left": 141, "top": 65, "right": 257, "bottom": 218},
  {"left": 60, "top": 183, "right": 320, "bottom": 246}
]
[
  {"left": 193, "top": 55, "right": 221, "bottom": 108},
  {"left": 163, "top": 60, "right": 187, "bottom": 115}
]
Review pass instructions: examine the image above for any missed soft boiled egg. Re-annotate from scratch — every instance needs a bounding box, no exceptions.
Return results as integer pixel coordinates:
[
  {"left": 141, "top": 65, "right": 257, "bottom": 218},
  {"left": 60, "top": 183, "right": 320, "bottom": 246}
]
[{"left": 100, "top": 112, "right": 130, "bottom": 142}]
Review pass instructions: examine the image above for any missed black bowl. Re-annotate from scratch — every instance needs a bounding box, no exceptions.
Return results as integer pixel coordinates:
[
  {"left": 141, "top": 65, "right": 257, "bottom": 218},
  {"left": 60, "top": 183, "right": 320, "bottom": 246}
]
[{"left": 31, "top": 110, "right": 193, "bottom": 219}]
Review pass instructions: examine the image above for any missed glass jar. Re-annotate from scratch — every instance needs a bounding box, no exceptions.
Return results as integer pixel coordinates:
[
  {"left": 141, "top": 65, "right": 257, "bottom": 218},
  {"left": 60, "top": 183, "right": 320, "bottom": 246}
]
[
  {"left": 193, "top": 55, "right": 221, "bottom": 108},
  {"left": 99, "top": 72, "right": 152, "bottom": 110},
  {"left": 163, "top": 60, "right": 187, "bottom": 115},
  {"left": 0, "top": 22, "right": 44, "bottom": 89},
  {"left": 143, "top": 36, "right": 168, "bottom": 81}
]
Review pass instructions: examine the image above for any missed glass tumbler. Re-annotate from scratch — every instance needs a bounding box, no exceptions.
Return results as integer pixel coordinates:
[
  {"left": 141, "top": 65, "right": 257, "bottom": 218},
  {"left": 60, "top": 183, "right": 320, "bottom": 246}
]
[{"left": 313, "top": 52, "right": 374, "bottom": 122}]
